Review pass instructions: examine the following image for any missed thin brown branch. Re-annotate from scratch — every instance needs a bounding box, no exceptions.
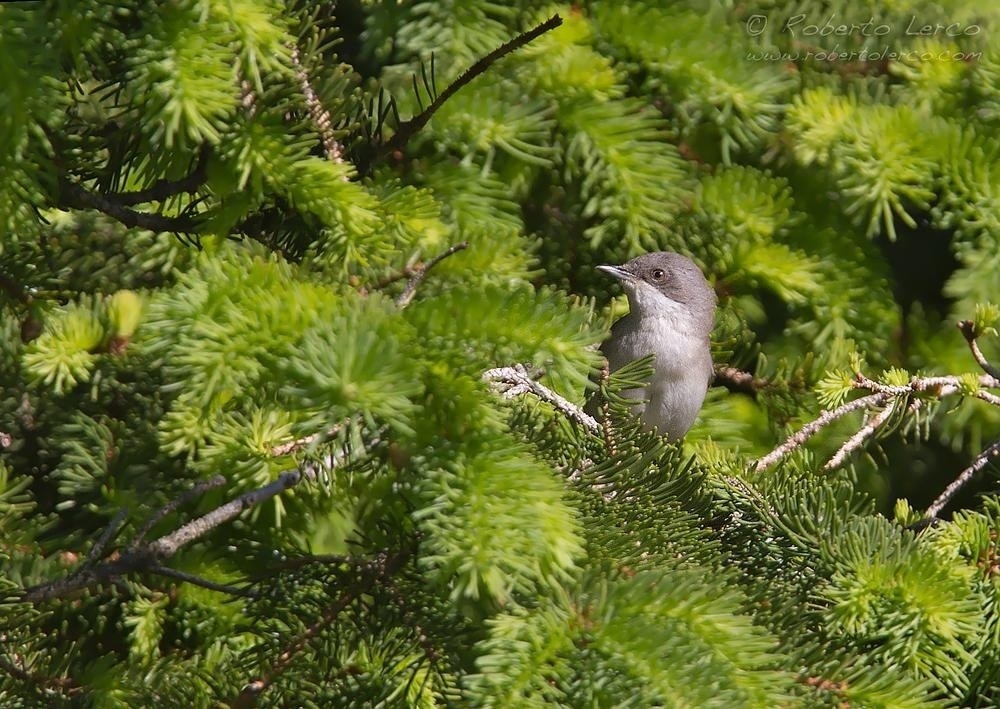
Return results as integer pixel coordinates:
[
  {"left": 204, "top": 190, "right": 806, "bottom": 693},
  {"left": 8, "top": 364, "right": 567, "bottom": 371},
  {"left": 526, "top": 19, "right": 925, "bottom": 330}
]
[
  {"left": 373, "top": 258, "right": 421, "bottom": 290},
  {"left": 269, "top": 431, "right": 324, "bottom": 457},
  {"left": 384, "top": 14, "right": 562, "bottom": 156},
  {"left": 108, "top": 148, "right": 210, "bottom": 206},
  {"left": 751, "top": 393, "right": 888, "bottom": 473},
  {"left": 230, "top": 588, "right": 355, "bottom": 709},
  {"left": 148, "top": 564, "right": 252, "bottom": 596},
  {"left": 483, "top": 364, "right": 600, "bottom": 432},
  {"left": 395, "top": 241, "right": 469, "bottom": 307},
  {"left": 59, "top": 178, "right": 200, "bottom": 234},
  {"left": 959, "top": 319, "right": 1000, "bottom": 380},
  {"left": 926, "top": 439, "right": 1000, "bottom": 519}
]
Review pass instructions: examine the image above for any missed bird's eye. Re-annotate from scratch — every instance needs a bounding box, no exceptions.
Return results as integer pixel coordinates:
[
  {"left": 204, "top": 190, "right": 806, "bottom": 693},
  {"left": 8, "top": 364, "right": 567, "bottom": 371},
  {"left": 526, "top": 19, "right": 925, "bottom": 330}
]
[{"left": 651, "top": 269, "right": 666, "bottom": 281}]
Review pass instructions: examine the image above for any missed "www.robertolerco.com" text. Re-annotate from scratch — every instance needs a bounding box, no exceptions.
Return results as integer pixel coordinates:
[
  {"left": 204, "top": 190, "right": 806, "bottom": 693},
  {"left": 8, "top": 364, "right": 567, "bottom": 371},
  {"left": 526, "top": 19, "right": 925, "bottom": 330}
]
[{"left": 746, "top": 46, "right": 982, "bottom": 63}]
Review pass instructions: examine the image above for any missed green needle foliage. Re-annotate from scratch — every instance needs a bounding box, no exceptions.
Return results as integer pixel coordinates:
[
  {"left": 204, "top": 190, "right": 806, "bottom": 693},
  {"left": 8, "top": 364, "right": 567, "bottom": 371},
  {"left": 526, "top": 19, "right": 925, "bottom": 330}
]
[{"left": 2, "top": 0, "right": 1000, "bottom": 706}]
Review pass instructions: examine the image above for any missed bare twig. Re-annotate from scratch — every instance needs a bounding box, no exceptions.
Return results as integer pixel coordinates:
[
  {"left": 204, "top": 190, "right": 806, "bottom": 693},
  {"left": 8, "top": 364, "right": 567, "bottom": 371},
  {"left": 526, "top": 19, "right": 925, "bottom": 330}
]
[
  {"left": 822, "top": 398, "right": 897, "bottom": 470},
  {"left": 383, "top": 14, "right": 562, "bottom": 156},
  {"left": 713, "top": 366, "right": 769, "bottom": 395},
  {"left": 148, "top": 564, "right": 253, "bottom": 597},
  {"left": 21, "top": 468, "right": 316, "bottom": 602},
  {"left": 754, "top": 355, "right": 1000, "bottom": 475},
  {"left": 269, "top": 432, "right": 324, "bottom": 457},
  {"left": 483, "top": 364, "right": 599, "bottom": 432},
  {"left": 977, "top": 390, "right": 1000, "bottom": 407},
  {"left": 752, "top": 393, "right": 888, "bottom": 473},
  {"left": 134, "top": 474, "right": 227, "bottom": 545},
  {"left": 147, "top": 469, "right": 311, "bottom": 559},
  {"left": 926, "top": 439, "right": 1000, "bottom": 519},
  {"left": 290, "top": 45, "right": 344, "bottom": 164},
  {"left": 19, "top": 420, "right": 375, "bottom": 604},
  {"left": 395, "top": 241, "right": 469, "bottom": 308},
  {"left": 959, "top": 319, "right": 1000, "bottom": 380}
]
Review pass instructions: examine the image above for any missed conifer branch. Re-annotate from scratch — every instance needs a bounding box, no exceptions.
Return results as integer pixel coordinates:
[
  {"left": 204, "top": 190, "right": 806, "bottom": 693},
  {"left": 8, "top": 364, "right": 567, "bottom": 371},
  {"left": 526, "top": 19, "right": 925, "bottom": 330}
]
[
  {"left": 597, "top": 363, "right": 619, "bottom": 455},
  {"left": 926, "top": 439, "right": 1000, "bottom": 519},
  {"left": 231, "top": 589, "right": 356, "bottom": 708},
  {"left": 383, "top": 14, "right": 563, "bottom": 157},
  {"left": 231, "top": 549, "right": 410, "bottom": 708},
  {"left": 483, "top": 364, "right": 600, "bottom": 432}
]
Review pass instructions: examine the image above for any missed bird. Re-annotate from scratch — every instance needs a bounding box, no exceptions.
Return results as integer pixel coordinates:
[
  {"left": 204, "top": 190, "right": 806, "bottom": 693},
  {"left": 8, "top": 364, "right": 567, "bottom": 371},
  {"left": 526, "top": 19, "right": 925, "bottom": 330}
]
[{"left": 590, "top": 251, "right": 716, "bottom": 440}]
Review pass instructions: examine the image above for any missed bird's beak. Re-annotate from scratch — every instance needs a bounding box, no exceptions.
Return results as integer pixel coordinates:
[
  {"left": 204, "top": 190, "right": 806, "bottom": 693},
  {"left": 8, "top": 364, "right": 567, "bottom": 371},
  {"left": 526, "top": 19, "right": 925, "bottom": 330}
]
[{"left": 596, "top": 264, "right": 634, "bottom": 282}]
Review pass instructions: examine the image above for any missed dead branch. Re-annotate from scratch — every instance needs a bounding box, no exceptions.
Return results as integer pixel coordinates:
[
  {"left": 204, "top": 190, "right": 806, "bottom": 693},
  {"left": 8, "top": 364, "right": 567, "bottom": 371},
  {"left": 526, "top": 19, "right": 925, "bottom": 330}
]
[
  {"left": 483, "top": 364, "right": 599, "bottom": 432},
  {"left": 926, "top": 439, "right": 1000, "bottom": 519},
  {"left": 751, "top": 393, "right": 888, "bottom": 473}
]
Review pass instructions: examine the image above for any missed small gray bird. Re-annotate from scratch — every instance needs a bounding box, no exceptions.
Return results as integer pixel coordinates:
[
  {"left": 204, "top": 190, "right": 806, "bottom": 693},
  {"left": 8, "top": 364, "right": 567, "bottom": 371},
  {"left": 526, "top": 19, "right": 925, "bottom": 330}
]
[{"left": 591, "top": 252, "right": 716, "bottom": 440}]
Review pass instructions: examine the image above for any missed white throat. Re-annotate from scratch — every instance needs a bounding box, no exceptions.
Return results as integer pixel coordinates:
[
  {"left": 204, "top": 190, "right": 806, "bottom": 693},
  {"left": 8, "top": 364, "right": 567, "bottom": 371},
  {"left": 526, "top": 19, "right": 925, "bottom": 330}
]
[{"left": 625, "top": 280, "right": 701, "bottom": 336}]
